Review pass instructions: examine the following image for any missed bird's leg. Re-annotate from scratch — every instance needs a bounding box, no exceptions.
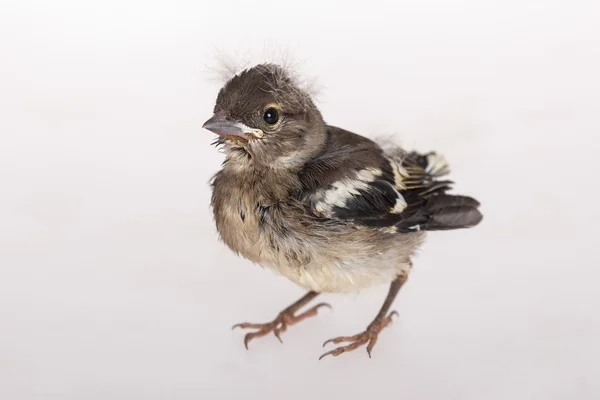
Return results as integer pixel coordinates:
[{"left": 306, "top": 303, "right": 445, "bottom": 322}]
[
  {"left": 319, "top": 274, "right": 407, "bottom": 360},
  {"left": 232, "top": 291, "right": 330, "bottom": 349}
]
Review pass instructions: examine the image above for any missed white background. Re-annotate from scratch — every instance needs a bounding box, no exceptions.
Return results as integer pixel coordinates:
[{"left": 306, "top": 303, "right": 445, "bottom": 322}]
[{"left": 1, "top": 0, "right": 599, "bottom": 399}]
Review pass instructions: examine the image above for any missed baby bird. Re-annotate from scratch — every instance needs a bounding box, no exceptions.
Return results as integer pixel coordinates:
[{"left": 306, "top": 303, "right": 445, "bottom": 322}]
[{"left": 203, "top": 63, "right": 482, "bottom": 359}]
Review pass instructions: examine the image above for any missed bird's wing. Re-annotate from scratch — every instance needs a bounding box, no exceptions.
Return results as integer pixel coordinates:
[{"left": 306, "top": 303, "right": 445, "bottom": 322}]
[{"left": 297, "top": 127, "right": 482, "bottom": 232}]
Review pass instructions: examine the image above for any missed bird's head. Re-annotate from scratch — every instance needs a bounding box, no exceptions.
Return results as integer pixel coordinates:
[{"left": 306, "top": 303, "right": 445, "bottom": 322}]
[{"left": 203, "top": 63, "right": 326, "bottom": 167}]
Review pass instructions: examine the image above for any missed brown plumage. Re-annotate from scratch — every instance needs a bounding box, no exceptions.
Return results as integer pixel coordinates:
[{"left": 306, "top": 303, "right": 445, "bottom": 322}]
[{"left": 203, "top": 63, "right": 482, "bottom": 359}]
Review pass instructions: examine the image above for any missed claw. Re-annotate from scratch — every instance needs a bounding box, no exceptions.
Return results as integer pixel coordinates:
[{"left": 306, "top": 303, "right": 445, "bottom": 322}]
[
  {"left": 366, "top": 335, "right": 378, "bottom": 358},
  {"left": 314, "top": 303, "right": 332, "bottom": 311},
  {"left": 243, "top": 334, "right": 252, "bottom": 350},
  {"left": 273, "top": 324, "right": 285, "bottom": 343},
  {"left": 318, "top": 349, "right": 337, "bottom": 360}
]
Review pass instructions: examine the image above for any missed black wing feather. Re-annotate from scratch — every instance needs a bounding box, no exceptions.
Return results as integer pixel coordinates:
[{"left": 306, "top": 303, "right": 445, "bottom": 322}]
[{"left": 298, "top": 126, "right": 483, "bottom": 232}]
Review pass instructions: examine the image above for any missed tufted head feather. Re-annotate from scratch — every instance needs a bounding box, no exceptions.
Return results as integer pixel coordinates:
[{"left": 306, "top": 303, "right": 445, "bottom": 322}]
[{"left": 206, "top": 49, "right": 322, "bottom": 105}]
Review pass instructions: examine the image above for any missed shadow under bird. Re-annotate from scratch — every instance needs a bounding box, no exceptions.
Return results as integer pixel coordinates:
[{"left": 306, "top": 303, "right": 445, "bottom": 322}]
[{"left": 203, "top": 63, "right": 483, "bottom": 359}]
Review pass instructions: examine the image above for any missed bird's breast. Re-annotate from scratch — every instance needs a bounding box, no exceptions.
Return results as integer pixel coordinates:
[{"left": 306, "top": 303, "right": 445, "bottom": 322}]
[
  {"left": 213, "top": 194, "right": 268, "bottom": 262},
  {"left": 210, "top": 171, "right": 424, "bottom": 293}
]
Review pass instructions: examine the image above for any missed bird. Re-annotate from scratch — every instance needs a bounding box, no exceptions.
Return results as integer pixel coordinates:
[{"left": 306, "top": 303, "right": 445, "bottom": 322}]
[{"left": 203, "top": 63, "right": 483, "bottom": 359}]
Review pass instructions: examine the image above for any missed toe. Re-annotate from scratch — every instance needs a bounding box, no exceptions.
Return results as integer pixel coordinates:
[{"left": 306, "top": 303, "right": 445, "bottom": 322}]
[
  {"left": 366, "top": 335, "right": 379, "bottom": 358},
  {"left": 232, "top": 322, "right": 266, "bottom": 330},
  {"left": 322, "top": 335, "right": 357, "bottom": 347}
]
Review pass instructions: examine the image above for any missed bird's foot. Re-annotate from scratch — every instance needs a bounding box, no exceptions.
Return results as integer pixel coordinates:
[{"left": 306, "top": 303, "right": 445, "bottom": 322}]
[
  {"left": 319, "top": 311, "right": 398, "bottom": 360},
  {"left": 232, "top": 303, "right": 331, "bottom": 349}
]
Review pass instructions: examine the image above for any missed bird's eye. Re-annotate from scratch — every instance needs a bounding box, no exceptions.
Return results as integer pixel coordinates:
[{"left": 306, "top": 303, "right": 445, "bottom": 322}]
[{"left": 263, "top": 107, "right": 279, "bottom": 125}]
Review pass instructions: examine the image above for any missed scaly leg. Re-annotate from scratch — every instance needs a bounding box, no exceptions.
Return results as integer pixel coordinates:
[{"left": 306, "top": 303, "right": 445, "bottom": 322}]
[{"left": 319, "top": 275, "right": 407, "bottom": 360}]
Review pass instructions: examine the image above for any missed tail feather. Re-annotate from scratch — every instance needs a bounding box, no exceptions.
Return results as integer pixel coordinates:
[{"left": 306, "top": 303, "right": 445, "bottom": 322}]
[
  {"left": 428, "top": 194, "right": 480, "bottom": 210},
  {"left": 396, "top": 194, "right": 483, "bottom": 232},
  {"left": 423, "top": 205, "right": 483, "bottom": 230}
]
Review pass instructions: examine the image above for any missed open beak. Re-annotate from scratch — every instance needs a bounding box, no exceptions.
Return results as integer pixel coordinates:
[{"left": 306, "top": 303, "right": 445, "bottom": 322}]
[{"left": 202, "top": 114, "right": 263, "bottom": 139}]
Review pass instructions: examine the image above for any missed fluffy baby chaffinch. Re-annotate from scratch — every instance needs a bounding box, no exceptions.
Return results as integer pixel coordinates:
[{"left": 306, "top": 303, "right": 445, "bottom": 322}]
[{"left": 203, "top": 63, "right": 483, "bottom": 359}]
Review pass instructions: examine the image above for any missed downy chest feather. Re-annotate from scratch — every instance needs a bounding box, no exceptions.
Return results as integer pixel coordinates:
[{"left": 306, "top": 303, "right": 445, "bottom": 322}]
[{"left": 210, "top": 167, "right": 302, "bottom": 266}]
